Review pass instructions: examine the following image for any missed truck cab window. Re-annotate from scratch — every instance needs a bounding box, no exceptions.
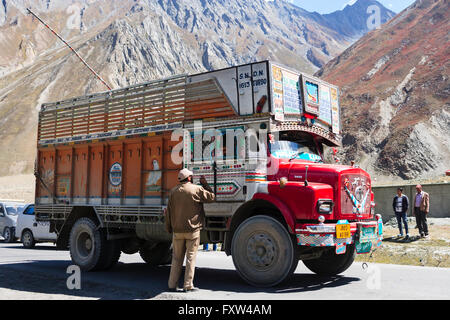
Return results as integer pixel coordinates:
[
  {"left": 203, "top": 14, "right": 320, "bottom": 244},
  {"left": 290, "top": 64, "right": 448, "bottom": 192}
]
[{"left": 269, "top": 132, "right": 322, "bottom": 163}]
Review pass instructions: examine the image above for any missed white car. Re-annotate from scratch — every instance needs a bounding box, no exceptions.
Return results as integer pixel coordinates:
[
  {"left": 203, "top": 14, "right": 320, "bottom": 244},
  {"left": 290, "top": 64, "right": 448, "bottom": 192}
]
[
  {"left": 0, "top": 201, "right": 26, "bottom": 243},
  {"left": 16, "top": 204, "right": 57, "bottom": 248}
]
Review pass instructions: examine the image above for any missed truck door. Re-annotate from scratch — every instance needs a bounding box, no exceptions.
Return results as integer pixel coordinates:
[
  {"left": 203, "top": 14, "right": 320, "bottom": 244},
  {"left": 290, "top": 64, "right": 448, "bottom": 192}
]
[
  {"left": 23, "top": 206, "right": 40, "bottom": 239},
  {"left": 20, "top": 205, "right": 35, "bottom": 238}
]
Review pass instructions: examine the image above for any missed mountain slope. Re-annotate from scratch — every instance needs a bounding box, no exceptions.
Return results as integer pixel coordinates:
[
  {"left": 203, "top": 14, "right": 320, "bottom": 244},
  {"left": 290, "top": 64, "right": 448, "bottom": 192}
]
[
  {"left": 322, "top": 0, "right": 395, "bottom": 39},
  {"left": 0, "top": 0, "right": 395, "bottom": 178},
  {"left": 317, "top": 0, "right": 450, "bottom": 181}
]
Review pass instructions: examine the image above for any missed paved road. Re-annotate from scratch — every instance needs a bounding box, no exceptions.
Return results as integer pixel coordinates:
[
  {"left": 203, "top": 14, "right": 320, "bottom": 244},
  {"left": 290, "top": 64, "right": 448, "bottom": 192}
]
[{"left": 0, "top": 242, "right": 449, "bottom": 300}]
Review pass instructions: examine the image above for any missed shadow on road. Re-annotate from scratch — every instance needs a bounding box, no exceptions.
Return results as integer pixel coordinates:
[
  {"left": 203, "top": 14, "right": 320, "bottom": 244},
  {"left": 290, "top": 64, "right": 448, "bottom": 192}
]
[
  {"left": 194, "top": 266, "right": 360, "bottom": 294},
  {"left": 1, "top": 244, "right": 59, "bottom": 251},
  {"left": 0, "top": 258, "right": 361, "bottom": 299}
]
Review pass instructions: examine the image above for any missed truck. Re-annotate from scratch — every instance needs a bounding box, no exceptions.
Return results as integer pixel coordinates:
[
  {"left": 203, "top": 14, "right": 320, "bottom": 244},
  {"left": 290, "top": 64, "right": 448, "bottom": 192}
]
[{"left": 35, "top": 60, "right": 382, "bottom": 287}]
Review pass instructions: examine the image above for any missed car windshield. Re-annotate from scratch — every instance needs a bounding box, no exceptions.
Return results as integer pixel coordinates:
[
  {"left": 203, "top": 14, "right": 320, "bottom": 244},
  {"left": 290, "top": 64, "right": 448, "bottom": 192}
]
[
  {"left": 269, "top": 140, "right": 322, "bottom": 162},
  {"left": 5, "top": 204, "right": 26, "bottom": 216}
]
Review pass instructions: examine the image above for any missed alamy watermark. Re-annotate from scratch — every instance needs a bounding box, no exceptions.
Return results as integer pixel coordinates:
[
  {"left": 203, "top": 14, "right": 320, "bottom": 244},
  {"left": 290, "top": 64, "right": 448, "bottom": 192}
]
[
  {"left": 170, "top": 120, "right": 281, "bottom": 175},
  {"left": 367, "top": 5, "right": 382, "bottom": 30},
  {"left": 66, "top": 265, "right": 81, "bottom": 290},
  {"left": 362, "top": 263, "right": 381, "bottom": 290}
]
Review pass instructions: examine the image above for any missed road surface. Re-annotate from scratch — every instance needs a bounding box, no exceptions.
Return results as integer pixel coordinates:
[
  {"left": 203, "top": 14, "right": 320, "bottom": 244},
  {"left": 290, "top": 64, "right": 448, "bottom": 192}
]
[{"left": 0, "top": 242, "right": 448, "bottom": 300}]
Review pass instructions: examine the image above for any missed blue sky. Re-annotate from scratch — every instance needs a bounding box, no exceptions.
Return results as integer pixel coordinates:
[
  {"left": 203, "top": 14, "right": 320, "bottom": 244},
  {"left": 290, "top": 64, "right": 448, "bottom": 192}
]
[{"left": 290, "top": 0, "right": 416, "bottom": 14}]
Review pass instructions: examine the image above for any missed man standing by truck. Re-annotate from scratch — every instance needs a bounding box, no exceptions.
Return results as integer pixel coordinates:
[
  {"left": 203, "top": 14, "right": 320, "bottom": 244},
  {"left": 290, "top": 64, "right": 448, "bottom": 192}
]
[{"left": 165, "top": 168, "right": 215, "bottom": 292}]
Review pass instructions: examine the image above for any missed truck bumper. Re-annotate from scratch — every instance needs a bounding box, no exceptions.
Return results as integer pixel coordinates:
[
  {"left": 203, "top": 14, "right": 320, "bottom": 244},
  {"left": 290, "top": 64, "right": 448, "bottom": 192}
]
[{"left": 295, "top": 218, "right": 383, "bottom": 254}]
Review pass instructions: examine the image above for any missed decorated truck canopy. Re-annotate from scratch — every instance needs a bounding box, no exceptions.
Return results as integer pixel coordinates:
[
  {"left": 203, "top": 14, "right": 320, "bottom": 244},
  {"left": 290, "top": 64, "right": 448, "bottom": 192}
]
[
  {"left": 190, "top": 61, "right": 340, "bottom": 131},
  {"left": 38, "top": 61, "right": 341, "bottom": 147}
]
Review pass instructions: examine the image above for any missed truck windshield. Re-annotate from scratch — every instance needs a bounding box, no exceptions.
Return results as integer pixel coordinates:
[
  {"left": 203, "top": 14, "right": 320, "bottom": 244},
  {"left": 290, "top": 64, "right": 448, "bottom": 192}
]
[{"left": 269, "top": 140, "right": 322, "bottom": 162}]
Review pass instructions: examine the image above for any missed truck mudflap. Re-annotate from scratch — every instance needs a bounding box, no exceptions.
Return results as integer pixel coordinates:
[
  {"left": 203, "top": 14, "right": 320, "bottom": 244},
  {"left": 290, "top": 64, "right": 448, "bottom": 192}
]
[
  {"left": 295, "top": 218, "right": 383, "bottom": 255},
  {"left": 355, "top": 217, "right": 383, "bottom": 254}
]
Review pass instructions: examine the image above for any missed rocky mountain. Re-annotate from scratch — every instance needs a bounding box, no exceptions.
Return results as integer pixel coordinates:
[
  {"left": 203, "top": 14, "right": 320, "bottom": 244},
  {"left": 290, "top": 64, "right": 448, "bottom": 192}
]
[
  {"left": 310, "top": 0, "right": 395, "bottom": 40},
  {"left": 317, "top": 0, "right": 449, "bottom": 181},
  {"left": 0, "top": 0, "right": 395, "bottom": 179}
]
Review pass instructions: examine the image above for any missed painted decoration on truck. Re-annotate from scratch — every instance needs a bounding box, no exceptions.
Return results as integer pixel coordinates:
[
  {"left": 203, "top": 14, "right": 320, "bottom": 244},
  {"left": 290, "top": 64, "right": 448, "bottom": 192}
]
[
  {"left": 305, "top": 82, "right": 319, "bottom": 104},
  {"left": 56, "top": 177, "right": 70, "bottom": 197},
  {"left": 271, "top": 65, "right": 284, "bottom": 121},
  {"left": 301, "top": 75, "right": 320, "bottom": 116},
  {"left": 282, "top": 70, "right": 302, "bottom": 115},
  {"left": 319, "top": 84, "right": 332, "bottom": 126},
  {"left": 237, "top": 64, "right": 253, "bottom": 115},
  {"left": 145, "top": 159, "right": 162, "bottom": 192},
  {"left": 108, "top": 162, "right": 122, "bottom": 197},
  {"left": 330, "top": 87, "right": 340, "bottom": 134},
  {"left": 251, "top": 63, "right": 269, "bottom": 114},
  {"left": 109, "top": 162, "right": 122, "bottom": 186},
  {"left": 215, "top": 181, "right": 241, "bottom": 196}
]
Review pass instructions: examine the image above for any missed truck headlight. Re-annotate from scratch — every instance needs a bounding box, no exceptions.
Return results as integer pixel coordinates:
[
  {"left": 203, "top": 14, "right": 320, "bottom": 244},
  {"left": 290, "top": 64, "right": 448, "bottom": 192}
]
[{"left": 317, "top": 199, "right": 334, "bottom": 214}]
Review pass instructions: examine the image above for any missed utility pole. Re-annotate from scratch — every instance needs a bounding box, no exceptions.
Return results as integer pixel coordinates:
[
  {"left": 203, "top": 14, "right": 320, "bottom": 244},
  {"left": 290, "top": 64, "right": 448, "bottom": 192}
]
[{"left": 27, "top": 8, "right": 112, "bottom": 91}]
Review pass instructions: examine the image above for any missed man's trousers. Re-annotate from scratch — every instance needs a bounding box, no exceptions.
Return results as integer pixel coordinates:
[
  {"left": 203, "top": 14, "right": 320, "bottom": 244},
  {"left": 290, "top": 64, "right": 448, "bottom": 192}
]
[{"left": 168, "top": 230, "right": 200, "bottom": 290}]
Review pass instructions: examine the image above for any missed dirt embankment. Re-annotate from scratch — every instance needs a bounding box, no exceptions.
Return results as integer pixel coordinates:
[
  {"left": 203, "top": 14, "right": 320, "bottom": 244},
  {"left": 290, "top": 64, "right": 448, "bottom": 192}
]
[{"left": 0, "top": 174, "right": 35, "bottom": 203}]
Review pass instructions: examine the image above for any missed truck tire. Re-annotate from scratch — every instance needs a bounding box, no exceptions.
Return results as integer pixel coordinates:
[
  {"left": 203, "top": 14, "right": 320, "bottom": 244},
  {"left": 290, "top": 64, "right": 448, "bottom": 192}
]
[
  {"left": 22, "top": 230, "right": 36, "bottom": 249},
  {"left": 139, "top": 242, "right": 172, "bottom": 266},
  {"left": 3, "top": 227, "right": 14, "bottom": 243},
  {"left": 69, "top": 217, "right": 117, "bottom": 271},
  {"left": 302, "top": 244, "right": 356, "bottom": 276},
  {"left": 97, "top": 239, "right": 121, "bottom": 270},
  {"left": 231, "top": 215, "right": 295, "bottom": 287},
  {"left": 120, "top": 237, "right": 142, "bottom": 255}
]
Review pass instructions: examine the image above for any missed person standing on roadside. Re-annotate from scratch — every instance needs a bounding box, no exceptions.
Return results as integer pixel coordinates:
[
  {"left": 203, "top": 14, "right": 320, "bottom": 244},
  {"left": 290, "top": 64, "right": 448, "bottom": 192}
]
[
  {"left": 392, "top": 187, "right": 409, "bottom": 238},
  {"left": 165, "top": 168, "right": 215, "bottom": 292},
  {"left": 414, "top": 184, "right": 430, "bottom": 238}
]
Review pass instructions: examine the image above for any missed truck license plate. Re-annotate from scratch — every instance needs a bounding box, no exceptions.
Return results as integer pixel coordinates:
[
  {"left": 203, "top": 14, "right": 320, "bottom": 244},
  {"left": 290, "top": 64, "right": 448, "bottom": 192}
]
[{"left": 336, "top": 224, "right": 351, "bottom": 239}]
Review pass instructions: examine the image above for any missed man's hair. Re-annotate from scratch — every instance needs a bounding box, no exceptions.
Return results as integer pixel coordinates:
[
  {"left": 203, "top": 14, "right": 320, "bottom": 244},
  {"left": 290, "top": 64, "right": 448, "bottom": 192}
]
[{"left": 398, "top": 187, "right": 403, "bottom": 192}]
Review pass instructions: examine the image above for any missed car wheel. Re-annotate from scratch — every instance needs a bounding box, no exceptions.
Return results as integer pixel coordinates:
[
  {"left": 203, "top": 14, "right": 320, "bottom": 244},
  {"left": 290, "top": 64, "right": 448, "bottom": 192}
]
[
  {"left": 22, "top": 230, "right": 36, "bottom": 249},
  {"left": 3, "top": 227, "right": 14, "bottom": 243}
]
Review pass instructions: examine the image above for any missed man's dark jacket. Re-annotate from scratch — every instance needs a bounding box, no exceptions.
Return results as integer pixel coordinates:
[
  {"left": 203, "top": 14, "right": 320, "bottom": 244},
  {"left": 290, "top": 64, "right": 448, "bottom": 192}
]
[{"left": 393, "top": 195, "right": 409, "bottom": 214}]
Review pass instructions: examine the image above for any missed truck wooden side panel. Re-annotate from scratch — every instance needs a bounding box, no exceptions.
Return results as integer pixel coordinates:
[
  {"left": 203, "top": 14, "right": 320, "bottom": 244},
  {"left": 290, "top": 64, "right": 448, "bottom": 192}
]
[{"left": 36, "top": 133, "right": 182, "bottom": 206}]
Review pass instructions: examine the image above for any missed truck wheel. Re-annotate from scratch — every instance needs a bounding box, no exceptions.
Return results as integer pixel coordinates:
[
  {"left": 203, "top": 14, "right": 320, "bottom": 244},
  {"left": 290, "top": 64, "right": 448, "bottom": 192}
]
[
  {"left": 139, "top": 242, "right": 172, "bottom": 266},
  {"left": 22, "top": 230, "right": 36, "bottom": 249},
  {"left": 231, "top": 215, "right": 295, "bottom": 287},
  {"left": 120, "top": 237, "right": 142, "bottom": 255},
  {"left": 303, "top": 244, "right": 356, "bottom": 276},
  {"left": 69, "top": 217, "right": 115, "bottom": 271},
  {"left": 3, "top": 227, "right": 14, "bottom": 243},
  {"left": 98, "top": 239, "right": 121, "bottom": 270}
]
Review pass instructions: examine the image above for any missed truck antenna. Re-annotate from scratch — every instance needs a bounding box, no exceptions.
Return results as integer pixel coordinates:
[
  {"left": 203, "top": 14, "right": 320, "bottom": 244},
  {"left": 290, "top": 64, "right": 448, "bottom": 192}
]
[{"left": 26, "top": 8, "right": 112, "bottom": 91}]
